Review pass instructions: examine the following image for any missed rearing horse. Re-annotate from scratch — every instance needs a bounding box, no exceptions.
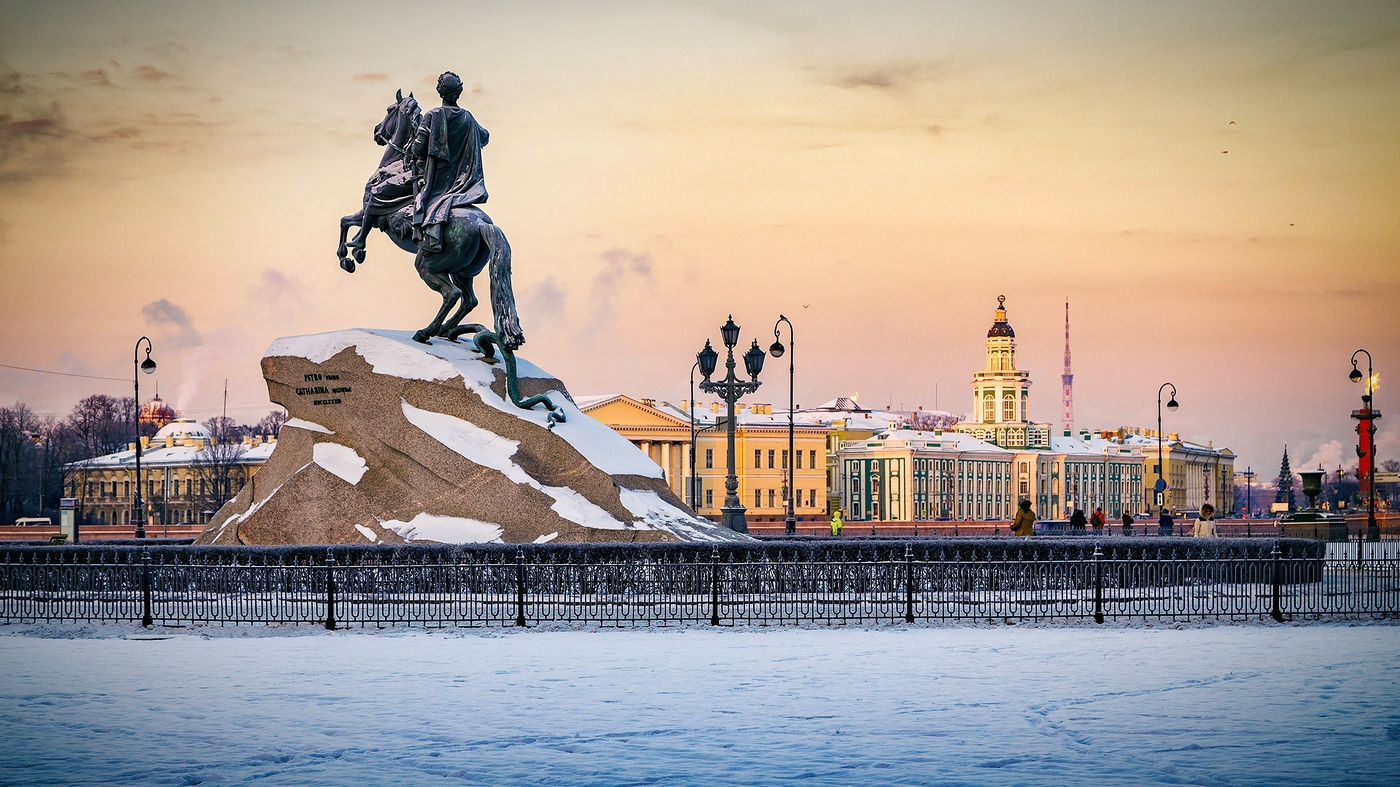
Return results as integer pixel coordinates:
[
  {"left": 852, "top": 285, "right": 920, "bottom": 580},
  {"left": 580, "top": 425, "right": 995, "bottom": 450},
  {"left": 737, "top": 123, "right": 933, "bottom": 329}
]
[
  {"left": 336, "top": 91, "right": 523, "bottom": 350},
  {"left": 336, "top": 89, "right": 560, "bottom": 423}
]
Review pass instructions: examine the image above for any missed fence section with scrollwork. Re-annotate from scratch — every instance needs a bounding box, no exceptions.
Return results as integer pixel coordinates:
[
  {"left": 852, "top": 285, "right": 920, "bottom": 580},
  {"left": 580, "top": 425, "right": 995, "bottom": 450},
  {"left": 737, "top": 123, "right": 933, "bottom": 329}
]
[{"left": 1, "top": 539, "right": 1395, "bottom": 628}]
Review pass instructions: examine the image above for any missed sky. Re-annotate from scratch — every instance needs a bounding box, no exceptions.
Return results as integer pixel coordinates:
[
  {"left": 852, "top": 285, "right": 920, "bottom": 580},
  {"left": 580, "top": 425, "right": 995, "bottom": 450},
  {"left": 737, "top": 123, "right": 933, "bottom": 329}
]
[{"left": 0, "top": 0, "right": 1397, "bottom": 477}]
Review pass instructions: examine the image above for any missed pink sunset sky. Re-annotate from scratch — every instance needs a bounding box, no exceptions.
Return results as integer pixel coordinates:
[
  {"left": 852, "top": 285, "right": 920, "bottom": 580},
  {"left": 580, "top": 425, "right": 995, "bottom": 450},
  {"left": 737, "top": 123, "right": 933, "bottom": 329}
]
[{"left": 1, "top": 0, "right": 1396, "bottom": 476}]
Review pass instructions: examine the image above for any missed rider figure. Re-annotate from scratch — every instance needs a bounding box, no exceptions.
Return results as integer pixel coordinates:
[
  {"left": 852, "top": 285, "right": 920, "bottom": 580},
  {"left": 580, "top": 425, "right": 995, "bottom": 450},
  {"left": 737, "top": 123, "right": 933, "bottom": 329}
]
[{"left": 410, "top": 71, "right": 490, "bottom": 254}]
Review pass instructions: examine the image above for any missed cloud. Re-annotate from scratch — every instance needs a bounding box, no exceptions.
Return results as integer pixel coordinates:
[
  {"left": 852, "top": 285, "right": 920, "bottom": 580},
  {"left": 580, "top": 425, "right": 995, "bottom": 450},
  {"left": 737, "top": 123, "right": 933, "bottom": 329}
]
[
  {"left": 825, "top": 60, "right": 948, "bottom": 94},
  {"left": 79, "top": 68, "right": 113, "bottom": 87},
  {"left": 278, "top": 44, "right": 314, "bottom": 57},
  {"left": 523, "top": 276, "right": 567, "bottom": 330},
  {"left": 1301, "top": 439, "right": 1350, "bottom": 473},
  {"left": 141, "top": 298, "right": 202, "bottom": 350},
  {"left": 249, "top": 268, "right": 304, "bottom": 305},
  {"left": 0, "top": 67, "right": 72, "bottom": 184},
  {"left": 133, "top": 65, "right": 169, "bottom": 82},
  {"left": 352, "top": 72, "right": 389, "bottom": 82},
  {"left": 587, "top": 247, "right": 654, "bottom": 329}
]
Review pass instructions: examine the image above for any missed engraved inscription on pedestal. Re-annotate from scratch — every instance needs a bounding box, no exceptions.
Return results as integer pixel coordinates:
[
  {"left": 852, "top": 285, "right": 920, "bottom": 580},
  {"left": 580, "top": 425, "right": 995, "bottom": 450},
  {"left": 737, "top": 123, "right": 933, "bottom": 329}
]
[{"left": 294, "top": 372, "right": 350, "bottom": 406}]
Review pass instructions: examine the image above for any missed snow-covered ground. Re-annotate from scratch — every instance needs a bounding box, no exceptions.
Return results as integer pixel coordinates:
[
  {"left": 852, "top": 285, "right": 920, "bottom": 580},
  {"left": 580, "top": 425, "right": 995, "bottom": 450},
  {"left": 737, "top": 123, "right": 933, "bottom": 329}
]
[{"left": 2, "top": 623, "right": 1398, "bottom": 785}]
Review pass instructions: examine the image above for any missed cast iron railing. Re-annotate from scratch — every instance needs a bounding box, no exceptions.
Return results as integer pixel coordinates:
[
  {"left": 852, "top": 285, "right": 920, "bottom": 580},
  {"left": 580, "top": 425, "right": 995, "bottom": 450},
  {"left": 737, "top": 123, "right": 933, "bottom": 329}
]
[{"left": 1, "top": 539, "right": 1395, "bottom": 628}]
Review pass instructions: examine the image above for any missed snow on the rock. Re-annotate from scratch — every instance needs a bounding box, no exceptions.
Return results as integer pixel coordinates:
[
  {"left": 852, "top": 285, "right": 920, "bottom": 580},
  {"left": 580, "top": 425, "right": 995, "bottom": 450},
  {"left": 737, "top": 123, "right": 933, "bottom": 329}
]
[
  {"left": 401, "top": 400, "right": 638, "bottom": 531},
  {"left": 352, "top": 524, "right": 378, "bottom": 543},
  {"left": 3, "top": 626, "right": 1397, "bottom": 786},
  {"left": 267, "top": 329, "right": 661, "bottom": 479},
  {"left": 283, "top": 418, "right": 333, "bottom": 434},
  {"left": 380, "top": 512, "right": 503, "bottom": 543},
  {"left": 312, "top": 442, "right": 368, "bottom": 485},
  {"left": 532, "top": 532, "right": 558, "bottom": 544},
  {"left": 619, "top": 488, "right": 726, "bottom": 542},
  {"left": 267, "top": 329, "right": 461, "bottom": 383}
]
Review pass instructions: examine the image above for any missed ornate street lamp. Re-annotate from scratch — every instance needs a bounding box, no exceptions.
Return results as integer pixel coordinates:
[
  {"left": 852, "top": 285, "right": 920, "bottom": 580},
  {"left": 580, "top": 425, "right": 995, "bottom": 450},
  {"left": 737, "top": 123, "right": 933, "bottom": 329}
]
[
  {"left": 1350, "top": 349, "right": 1381, "bottom": 542},
  {"left": 133, "top": 337, "right": 156, "bottom": 539},
  {"left": 1156, "top": 382, "right": 1178, "bottom": 534},
  {"left": 769, "top": 315, "right": 795, "bottom": 535},
  {"left": 698, "top": 317, "right": 765, "bottom": 533}
]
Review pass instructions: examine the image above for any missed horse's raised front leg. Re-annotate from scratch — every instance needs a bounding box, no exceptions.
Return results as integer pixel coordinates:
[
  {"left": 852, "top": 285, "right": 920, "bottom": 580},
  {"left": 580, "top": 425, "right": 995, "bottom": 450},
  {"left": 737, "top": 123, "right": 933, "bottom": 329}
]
[
  {"left": 439, "top": 273, "right": 479, "bottom": 339},
  {"left": 338, "top": 212, "right": 363, "bottom": 273},
  {"left": 413, "top": 253, "right": 461, "bottom": 344}
]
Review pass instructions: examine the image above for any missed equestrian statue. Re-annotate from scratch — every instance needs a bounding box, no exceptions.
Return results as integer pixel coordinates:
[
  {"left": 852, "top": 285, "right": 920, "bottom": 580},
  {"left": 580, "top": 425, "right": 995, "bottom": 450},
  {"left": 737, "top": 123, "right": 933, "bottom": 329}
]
[{"left": 336, "top": 72, "right": 563, "bottom": 424}]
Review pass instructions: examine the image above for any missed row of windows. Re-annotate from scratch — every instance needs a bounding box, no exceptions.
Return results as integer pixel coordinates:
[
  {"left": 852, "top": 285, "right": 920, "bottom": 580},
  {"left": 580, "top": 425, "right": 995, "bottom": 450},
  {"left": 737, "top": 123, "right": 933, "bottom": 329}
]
[
  {"left": 752, "top": 449, "right": 820, "bottom": 470},
  {"left": 80, "top": 476, "right": 237, "bottom": 500},
  {"left": 698, "top": 488, "right": 821, "bottom": 510}
]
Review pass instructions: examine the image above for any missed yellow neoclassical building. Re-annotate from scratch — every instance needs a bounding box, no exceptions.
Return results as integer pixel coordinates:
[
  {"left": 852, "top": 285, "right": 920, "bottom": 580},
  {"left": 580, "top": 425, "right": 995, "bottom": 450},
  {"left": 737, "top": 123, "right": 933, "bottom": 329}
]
[{"left": 578, "top": 395, "right": 830, "bottom": 523}]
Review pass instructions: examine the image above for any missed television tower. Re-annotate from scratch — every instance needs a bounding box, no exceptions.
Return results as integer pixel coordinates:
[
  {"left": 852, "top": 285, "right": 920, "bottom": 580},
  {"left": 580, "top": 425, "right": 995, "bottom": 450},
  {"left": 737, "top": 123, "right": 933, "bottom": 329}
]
[{"left": 1062, "top": 298, "right": 1073, "bottom": 437}]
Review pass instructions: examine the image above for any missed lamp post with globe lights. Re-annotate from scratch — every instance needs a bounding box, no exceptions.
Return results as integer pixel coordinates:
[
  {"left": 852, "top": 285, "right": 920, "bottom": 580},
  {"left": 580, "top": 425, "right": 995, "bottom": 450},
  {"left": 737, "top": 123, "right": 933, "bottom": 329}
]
[
  {"left": 1350, "top": 350, "right": 1381, "bottom": 542},
  {"left": 132, "top": 337, "right": 157, "bottom": 539},
  {"left": 697, "top": 316, "right": 766, "bottom": 533},
  {"left": 769, "top": 315, "right": 796, "bottom": 535}
]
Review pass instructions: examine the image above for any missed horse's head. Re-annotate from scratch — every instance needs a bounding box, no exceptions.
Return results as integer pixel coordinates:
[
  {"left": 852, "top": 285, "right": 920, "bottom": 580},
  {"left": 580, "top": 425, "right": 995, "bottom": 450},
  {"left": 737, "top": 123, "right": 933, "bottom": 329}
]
[{"left": 372, "top": 89, "right": 421, "bottom": 152}]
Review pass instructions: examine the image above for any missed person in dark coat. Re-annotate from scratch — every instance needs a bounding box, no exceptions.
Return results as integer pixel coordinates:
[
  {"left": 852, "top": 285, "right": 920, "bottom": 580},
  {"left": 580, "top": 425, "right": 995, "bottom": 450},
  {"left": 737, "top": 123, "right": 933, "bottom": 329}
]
[
  {"left": 1121, "top": 510, "right": 1134, "bottom": 535},
  {"left": 1070, "top": 509, "right": 1088, "bottom": 532},
  {"left": 410, "top": 71, "right": 490, "bottom": 253},
  {"left": 1158, "top": 508, "right": 1175, "bottom": 536}
]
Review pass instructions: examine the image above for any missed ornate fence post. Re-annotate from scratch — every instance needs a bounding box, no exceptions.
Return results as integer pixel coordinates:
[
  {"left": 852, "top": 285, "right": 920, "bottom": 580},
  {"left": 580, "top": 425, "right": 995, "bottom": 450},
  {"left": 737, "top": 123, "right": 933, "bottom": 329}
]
[
  {"left": 140, "top": 547, "right": 153, "bottom": 629},
  {"left": 1270, "top": 542, "right": 1283, "bottom": 623},
  {"left": 324, "top": 549, "right": 337, "bottom": 631},
  {"left": 1093, "top": 542, "right": 1104, "bottom": 625},
  {"left": 710, "top": 546, "right": 721, "bottom": 626},
  {"left": 515, "top": 547, "right": 527, "bottom": 627},
  {"left": 904, "top": 544, "right": 915, "bottom": 623}
]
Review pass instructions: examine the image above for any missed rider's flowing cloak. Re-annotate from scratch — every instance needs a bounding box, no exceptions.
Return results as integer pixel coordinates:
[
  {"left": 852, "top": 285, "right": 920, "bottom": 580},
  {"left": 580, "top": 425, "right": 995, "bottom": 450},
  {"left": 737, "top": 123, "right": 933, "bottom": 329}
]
[{"left": 413, "top": 106, "right": 489, "bottom": 228}]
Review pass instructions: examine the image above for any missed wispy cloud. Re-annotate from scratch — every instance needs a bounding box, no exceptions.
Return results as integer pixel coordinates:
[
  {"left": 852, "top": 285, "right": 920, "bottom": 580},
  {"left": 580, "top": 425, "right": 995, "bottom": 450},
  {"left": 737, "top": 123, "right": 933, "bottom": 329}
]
[
  {"left": 133, "top": 65, "right": 169, "bottom": 82},
  {"left": 352, "top": 72, "right": 389, "bottom": 82},
  {"left": 142, "top": 298, "right": 202, "bottom": 350}
]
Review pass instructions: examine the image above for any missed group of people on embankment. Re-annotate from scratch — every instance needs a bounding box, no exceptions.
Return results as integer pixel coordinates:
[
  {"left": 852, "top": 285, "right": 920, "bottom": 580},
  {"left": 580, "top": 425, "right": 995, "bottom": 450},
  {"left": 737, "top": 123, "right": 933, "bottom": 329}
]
[
  {"left": 827, "top": 501, "right": 1219, "bottom": 537},
  {"left": 1011, "top": 499, "right": 1217, "bottom": 537}
]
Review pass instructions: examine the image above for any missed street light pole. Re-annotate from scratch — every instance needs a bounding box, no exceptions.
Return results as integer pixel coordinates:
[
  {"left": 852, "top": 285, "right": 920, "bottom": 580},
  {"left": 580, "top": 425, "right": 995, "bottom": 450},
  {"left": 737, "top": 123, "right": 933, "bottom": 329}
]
[
  {"left": 770, "top": 315, "right": 795, "bottom": 535},
  {"left": 1350, "top": 349, "right": 1381, "bottom": 542},
  {"left": 1156, "top": 382, "right": 1179, "bottom": 514},
  {"left": 689, "top": 361, "right": 700, "bottom": 510},
  {"left": 132, "top": 337, "right": 157, "bottom": 539},
  {"left": 697, "top": 316, "right": 766, "bottom": 533}
]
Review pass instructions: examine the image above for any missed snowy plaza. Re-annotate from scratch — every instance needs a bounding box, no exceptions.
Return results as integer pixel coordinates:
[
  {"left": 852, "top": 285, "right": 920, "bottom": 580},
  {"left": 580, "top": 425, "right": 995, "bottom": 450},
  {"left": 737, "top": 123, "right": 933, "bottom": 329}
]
[{"left": 2, "top": 622, "right": 1398, "bottom": 786}]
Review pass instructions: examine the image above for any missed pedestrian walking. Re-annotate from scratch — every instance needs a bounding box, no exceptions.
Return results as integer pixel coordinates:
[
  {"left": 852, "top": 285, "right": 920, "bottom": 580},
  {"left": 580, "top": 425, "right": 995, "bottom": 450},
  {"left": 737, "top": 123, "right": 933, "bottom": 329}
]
[
  {"left": 1158, "top": 508, "right": 1175, "bottom": 536},
  {"left": 1070, "top": 509, "right": 1088, "bottom": 532},
  {"left": 1090, "top": 507, "right": 1105, "bottom": 531},
  {"left": 830, "top": 509, "right": 844, "bottom": 537},
  {"left": 1012, "top": 500, "right": 1036, "bottom": 537},
  {"left": 1192, "top": 503, "right": 1218, "bottom": 538},
  {"left": 1121, "top": 510, "right": 1134, "bottom": 536}
]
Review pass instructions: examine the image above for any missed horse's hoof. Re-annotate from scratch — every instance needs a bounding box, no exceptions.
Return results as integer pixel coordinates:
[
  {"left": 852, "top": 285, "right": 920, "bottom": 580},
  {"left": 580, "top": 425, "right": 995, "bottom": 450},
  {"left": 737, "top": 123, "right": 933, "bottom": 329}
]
[
  {"left": 340, "top": 258, "right": 356, "bottom": 273},
  {"left": 412, "top": 330, "right": 432, "bottom": 344},
  {"left": 352, "top": 249, "right": 365, "bottom": 264}
]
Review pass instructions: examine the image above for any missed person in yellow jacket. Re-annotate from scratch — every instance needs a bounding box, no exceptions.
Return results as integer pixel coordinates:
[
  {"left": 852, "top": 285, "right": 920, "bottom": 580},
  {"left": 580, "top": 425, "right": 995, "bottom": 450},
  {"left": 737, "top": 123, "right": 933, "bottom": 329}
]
[
  {"left": 1012, "top": 499, "right": 1036, "bottom": 537},
  {"left": 830, "top": 509, "right": 844, "bottom": 537}
]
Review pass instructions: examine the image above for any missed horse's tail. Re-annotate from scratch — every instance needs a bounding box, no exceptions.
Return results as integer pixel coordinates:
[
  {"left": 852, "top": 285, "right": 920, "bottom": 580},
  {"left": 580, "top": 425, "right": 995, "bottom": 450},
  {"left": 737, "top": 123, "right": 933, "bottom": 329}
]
[{"left": 483, "top": 222, "right": 524, "bottom": 349}]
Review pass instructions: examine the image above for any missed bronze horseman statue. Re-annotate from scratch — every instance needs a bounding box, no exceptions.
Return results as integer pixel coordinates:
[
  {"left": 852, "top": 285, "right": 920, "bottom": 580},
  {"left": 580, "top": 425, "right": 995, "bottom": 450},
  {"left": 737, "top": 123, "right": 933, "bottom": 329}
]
[{"left": 337, "top": 72, "right": 561, "bottom": 423}]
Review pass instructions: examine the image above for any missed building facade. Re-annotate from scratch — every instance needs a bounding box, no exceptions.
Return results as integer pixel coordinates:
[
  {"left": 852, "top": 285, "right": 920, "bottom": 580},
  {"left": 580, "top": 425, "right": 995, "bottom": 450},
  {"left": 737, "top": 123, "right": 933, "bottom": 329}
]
[
  {"left": 1122, "top": 430, "right": 1235, "bottom": 515},
  {"left": 63, "top": 419, "right": 275, "bottom": 526},
  {"left": 579, "top": 395, "right": 830, "bottom": 521}
]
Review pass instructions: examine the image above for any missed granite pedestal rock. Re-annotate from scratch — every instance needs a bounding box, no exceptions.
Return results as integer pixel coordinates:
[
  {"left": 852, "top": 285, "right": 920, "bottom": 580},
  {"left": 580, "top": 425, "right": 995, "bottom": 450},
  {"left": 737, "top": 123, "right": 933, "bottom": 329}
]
[{"left": 196, "top": 329, "right": 744, "bottom": 545}]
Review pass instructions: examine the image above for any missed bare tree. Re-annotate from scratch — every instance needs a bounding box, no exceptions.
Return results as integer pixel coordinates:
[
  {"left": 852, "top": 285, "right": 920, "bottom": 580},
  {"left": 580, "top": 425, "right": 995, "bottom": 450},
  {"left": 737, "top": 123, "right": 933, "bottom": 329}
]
[
  {"left": 252, "top": 408, "right": 287, "bottom": 438},
  {"left": 191, "top": 439, "right": 248, "bottom": 518}
]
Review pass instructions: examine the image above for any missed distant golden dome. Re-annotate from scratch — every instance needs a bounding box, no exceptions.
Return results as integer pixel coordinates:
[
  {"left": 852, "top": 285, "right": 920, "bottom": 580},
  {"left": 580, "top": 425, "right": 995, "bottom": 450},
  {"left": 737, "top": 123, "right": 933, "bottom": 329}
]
[{"left": 139, "top": 394, "right": 177, "bottom": 429}]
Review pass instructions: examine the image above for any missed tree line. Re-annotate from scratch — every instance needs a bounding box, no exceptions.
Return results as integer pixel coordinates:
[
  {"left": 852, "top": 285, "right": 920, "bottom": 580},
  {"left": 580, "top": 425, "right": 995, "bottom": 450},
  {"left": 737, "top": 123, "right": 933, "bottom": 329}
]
[{"left": 0, "top": 395, "right": 284, "bottom": 524}]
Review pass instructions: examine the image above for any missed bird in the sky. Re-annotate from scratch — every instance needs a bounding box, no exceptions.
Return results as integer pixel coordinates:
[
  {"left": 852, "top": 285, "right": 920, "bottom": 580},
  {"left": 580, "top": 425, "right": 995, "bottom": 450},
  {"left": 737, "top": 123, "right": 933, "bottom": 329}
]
[
  {"left": 1222, "top": 150, "right": 1228, "bottom": 154},
  {"left": 802, "top": 304, "right": 810, "bottom": 309},
  {"left": 1229, "top": 120, "right": 1236, "bottom": 125}
]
